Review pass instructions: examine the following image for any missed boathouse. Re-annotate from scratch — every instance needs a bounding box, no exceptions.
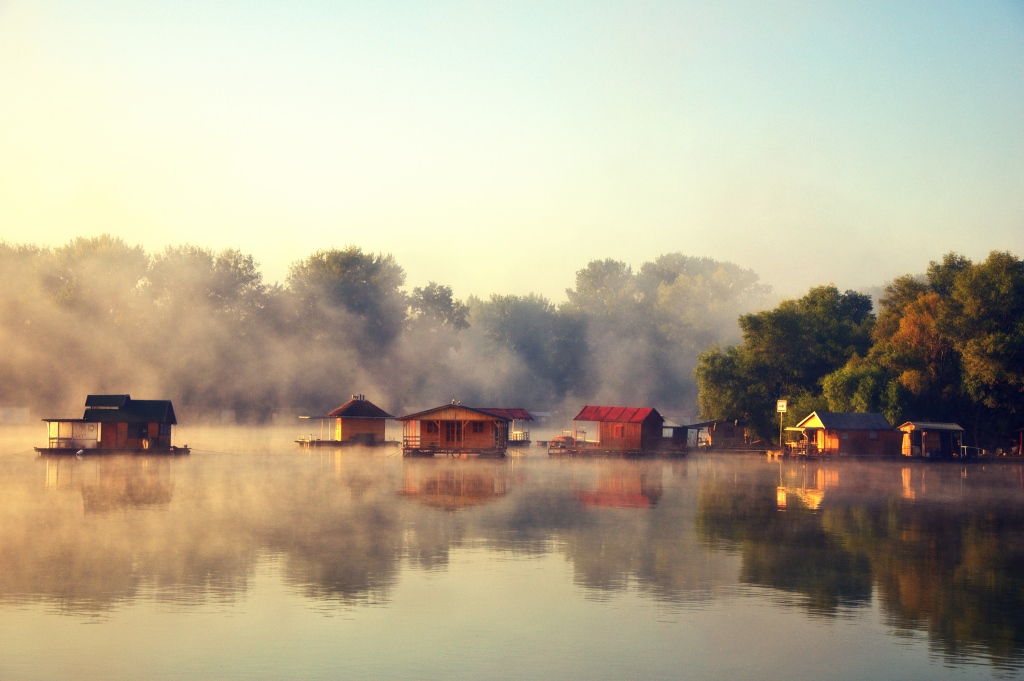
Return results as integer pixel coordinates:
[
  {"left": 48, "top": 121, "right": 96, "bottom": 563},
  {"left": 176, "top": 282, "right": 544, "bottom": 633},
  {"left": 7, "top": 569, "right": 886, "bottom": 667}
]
[
  {"left": 686, "top": 419, "right": 751, "bottom": 448},
  {"left": 897, "top": 421, "right": 964, "bottom": 458},
  {"left": 476, "top": 408, "right": 533, "bottom": 446},
  {"left": 787, "top": 411, "right": 900, "bottom": 457},
  {"left": 571, "top": 406, "right": 666, "bottom": 453},
  {"left": 397, "top": 403, "right": 509, "bottom": 457},
  {"left": 39, "top": 394, "right": 180, "bottom": 453},
  {"left": 298, "top": 394, "right": 393, "bottom": 446}
]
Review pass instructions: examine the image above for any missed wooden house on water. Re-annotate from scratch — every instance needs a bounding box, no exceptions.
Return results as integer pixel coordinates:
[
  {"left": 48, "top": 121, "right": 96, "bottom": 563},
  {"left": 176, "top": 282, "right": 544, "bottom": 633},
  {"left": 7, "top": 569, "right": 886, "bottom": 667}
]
[
  {"left": 686, "top": 419, "right": 752, "bottom": 449},
  {"left": 36, "top": 394, "right": 187, "bottom": 455},
  {"left": 476, "top": 408, "right": 533, "bottom": 447},
  {"left": 397, "top": 403, "right": 510, "bottom": 457},
  {"left": 296, "top": 394, "right": 394, "bottom": 447},
  {"left": 897, "top": 421, "right": 965, "bottom": 458},
  {"left": 785, "top": 412, "right": 900, "bottom": 457},
  {"left": 549, "top": 406, "right": 685, "bottom": 456}
]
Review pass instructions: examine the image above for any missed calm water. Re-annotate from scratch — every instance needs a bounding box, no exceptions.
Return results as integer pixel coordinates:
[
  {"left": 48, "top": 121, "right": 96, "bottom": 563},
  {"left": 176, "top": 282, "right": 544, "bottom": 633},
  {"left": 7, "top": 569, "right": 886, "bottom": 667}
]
[{"left": 2, "top": 426, "right": 1024, "bottom": 680}]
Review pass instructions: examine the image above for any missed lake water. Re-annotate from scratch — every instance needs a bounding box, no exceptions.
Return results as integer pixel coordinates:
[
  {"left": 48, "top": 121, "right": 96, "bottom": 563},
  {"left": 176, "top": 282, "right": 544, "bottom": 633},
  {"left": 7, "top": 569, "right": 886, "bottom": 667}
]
[{"left": 2, "top": 426, "right": 1024, "bottom": 680}]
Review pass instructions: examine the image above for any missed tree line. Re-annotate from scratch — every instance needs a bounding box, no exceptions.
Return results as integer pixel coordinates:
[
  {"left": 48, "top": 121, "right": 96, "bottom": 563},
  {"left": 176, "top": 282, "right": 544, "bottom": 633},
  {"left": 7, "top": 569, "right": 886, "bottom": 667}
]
[
  {"left": 696, "top": 251, "right": 1024, "bottom": 449},
  {"left": 0, "top": 236, "right": 765, "bottom": 420}
]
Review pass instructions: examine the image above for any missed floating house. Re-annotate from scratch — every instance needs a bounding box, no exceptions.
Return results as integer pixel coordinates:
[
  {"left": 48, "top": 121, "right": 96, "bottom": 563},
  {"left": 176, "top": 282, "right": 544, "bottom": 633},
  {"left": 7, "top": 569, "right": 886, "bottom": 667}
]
[
  {"left": 397, "top": 403, "right": 510, "bottom": 457},
  {"left": 36, "top": 394, "right": 186, "bottom": 455},
  {"left": 549, "top": 406, "right": 685, "bottom": 456},
  {"left": 296, "top": 394, "right": 394, "bottom": 447},
  {"left": 897, "top": 421, "right": 965, "bottom": 458},
  {"left": 786, "top": 411, "right": 900, "bottom": 457},
  {"left": 476, "top": 408, "right": 533, "bottom": 446},
  {"left": 686, "top": 419, "right": 751, "bottom": 448}
]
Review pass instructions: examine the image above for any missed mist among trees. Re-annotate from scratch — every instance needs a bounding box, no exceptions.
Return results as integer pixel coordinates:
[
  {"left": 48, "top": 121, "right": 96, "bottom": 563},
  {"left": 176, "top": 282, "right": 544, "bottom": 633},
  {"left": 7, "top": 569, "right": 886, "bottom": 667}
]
[{"left": 0, "top": 236, "right": 766, "bottom": 421}]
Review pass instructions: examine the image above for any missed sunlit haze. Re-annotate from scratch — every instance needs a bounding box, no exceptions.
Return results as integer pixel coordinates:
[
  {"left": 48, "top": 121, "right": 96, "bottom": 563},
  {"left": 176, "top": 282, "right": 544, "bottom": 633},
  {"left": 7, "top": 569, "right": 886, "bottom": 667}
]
[{"left": 1, "top": 1, "right": 1022, "bottom": 299}]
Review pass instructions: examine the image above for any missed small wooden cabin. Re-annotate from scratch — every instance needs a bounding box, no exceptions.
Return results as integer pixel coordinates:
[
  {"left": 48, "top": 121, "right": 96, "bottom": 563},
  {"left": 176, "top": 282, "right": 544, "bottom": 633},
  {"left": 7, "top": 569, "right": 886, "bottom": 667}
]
[
  {"left": 687, "top": 419, "right": 751, "bottom": 448},
  {"left": 397, "top": 403, "right": 509, "bottom": 457},
  {"left": 897, "top": 421, "right": 964, "bottom": 458},
  {"left": 572, "top": 406, "right": 665, "bottom": 453},
  {"left": 298, "top": 394, "right": 393, "bottom": 446},
  {"left": 38, "top": 394, "right": 182, "bottom": 454},
  {"left": 788, "top": 411, "right": 900, "bottom": 457},
  {"left": 477, "top": 408, "right": 533, "bottom": 445}
]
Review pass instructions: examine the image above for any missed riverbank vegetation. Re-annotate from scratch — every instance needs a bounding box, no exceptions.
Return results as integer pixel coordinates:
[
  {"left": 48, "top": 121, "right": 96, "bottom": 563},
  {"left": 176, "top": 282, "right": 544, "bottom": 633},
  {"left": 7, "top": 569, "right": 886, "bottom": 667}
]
[{"left": 696, "top": 251, "right": 1024, "bottom": 448}]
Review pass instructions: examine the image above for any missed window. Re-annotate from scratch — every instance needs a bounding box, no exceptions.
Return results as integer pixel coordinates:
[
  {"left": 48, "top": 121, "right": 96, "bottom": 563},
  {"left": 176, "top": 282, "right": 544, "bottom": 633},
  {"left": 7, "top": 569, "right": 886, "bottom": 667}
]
[
  {"left": 425, "top": 421, "right": 439, "bottom": 434},
  {"left": 444, "top": 421, "right": 463, "bottom": 442},
  {"left": 472, "top": 421, "right": 484, "bottom": 434},
  {"left": 613, "top": 424, "right": 624, "bottom": 438}
]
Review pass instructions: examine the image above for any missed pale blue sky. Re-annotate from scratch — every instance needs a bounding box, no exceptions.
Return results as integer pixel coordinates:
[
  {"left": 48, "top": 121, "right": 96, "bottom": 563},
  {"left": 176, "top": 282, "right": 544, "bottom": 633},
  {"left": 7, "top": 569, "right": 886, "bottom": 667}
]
[{"left": 1, "top": 1, "right": 1022, "bottom": 300}]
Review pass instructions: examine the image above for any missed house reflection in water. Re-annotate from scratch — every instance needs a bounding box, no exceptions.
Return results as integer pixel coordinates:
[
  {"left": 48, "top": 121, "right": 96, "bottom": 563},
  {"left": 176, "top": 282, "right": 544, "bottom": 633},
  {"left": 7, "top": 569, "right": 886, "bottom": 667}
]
[
  {"left": 575, "top": 462, "right": 663, "bottom": 509},
  {"left": 776, "top": 467, "right": 840, "bottom": 510},
  {"left": 398, "top": 460, "right": 511, "bottom": 511},
  {"left": 45, "top": 456, "right": 173, "bottom": 513}
]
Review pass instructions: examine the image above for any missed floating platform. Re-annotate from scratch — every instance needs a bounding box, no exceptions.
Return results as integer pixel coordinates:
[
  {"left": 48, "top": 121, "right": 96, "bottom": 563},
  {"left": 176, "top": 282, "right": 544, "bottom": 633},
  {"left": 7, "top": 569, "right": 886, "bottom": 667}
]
[
  {"left": 36, "top": 446, "right": 190, "bottom": 456},
  {"left": 295, "top": 438, "right": 399, "bottom": 448},
  {"left": 548, "top": 446, "right": 687, "bottom": 459}
]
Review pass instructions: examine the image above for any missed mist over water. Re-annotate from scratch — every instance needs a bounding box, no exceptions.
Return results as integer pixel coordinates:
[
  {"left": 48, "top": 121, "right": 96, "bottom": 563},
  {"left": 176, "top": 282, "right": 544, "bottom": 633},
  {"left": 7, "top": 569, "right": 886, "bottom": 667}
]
[{"left": 2, "top": 427, "right": 1024, "bottom": 679}]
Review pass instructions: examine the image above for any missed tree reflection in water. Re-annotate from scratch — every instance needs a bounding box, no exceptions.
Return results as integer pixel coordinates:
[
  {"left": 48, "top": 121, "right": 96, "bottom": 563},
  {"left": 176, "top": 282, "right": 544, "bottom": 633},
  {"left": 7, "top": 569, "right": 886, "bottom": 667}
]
[
  {"left": 3, "top": 436, "right": 1024, "bottom": 671},
  {"left": 697, "top": 458, "right": 1024, "bottom": 669}
]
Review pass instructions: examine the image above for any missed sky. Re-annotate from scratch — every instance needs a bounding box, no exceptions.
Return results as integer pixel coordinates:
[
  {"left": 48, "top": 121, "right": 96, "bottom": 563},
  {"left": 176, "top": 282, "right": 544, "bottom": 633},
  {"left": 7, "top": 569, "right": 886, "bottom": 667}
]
[{"left": 1, "top": 0, "right": 1022, "bottom": 302}]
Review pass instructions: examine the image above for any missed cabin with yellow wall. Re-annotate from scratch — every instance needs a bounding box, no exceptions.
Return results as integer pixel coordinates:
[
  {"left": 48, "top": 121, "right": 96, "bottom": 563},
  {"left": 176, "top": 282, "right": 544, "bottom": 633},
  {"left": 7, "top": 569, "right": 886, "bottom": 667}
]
[{"left": 788, "top": 411, "right": 900, "bottom": 457}]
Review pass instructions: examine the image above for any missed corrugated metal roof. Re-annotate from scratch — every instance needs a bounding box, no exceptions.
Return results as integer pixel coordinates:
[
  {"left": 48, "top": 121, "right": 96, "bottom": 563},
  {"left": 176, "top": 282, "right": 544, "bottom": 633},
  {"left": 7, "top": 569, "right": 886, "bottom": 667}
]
[
  {"left": 325, "top": 398, "right": 393, "bottom": 419},
  {"left": 796, "top": 412, "right": 892, "bottom": 430},
  {"left": 476, "top": 408, "right": 533, "bottom": 421},
  {"left": 898, "top": 421, "right": 964, "bottom": 432},
  {"left": 573, "top": 406, "right": 661, "bottom": 424}
]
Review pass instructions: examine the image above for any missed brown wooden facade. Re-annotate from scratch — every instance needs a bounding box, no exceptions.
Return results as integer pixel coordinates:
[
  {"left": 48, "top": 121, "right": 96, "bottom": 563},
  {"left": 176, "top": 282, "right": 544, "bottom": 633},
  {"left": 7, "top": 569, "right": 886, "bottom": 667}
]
[
  {"left": 38, "top": 395, "right": 181, "bottom": 454},
  {"left": 897, "top": 422, "right": 964, "bottom": 458},
  {"left": 552, "top": 406, "right": 684, "bottom": 456},
  {"left": 397, "top": 404, "right": 509, "bottom": 457},
  {"left": 298, "top": 395, "right": 393, "bottom": 447},
  {"left": 787, "top": 412, "right": 901, "bottom": 457}
]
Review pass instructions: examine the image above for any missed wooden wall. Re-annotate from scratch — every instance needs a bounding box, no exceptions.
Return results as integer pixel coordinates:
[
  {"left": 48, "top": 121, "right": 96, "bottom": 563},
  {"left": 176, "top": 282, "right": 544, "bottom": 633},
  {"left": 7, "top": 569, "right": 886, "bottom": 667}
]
[{"left": 336, "top": 417, "right": 386, "bottom": 443}]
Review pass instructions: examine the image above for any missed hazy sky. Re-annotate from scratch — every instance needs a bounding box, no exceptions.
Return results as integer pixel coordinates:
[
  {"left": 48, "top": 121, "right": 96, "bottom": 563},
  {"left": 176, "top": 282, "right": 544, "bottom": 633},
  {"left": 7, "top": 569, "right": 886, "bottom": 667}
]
[{"left": 2, "top": 1, "right": 1022, "bottom": 301}]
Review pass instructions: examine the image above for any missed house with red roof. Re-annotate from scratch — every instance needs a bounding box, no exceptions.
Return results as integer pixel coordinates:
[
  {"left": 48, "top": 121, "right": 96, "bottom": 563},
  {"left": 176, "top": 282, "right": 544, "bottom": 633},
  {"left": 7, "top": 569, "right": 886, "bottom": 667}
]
[{"left": 553, "top": 406, "right": 682, "bottom": 455}]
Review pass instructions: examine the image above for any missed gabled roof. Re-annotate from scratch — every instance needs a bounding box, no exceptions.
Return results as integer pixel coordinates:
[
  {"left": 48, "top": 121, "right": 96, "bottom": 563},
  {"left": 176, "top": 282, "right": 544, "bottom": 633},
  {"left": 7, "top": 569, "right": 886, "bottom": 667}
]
[
  {"left": 898, "top": 421, "right": 964, "bottom": 432},
  {"left": 396, "top": 404, "right": 511, "bottom": 421},
  {"left": 325, "top": 397, "right": 393, "bottom": 419},
  {"left": 794, "top": 411, "right": 892, "bottom": 431},
  {"left": 574, "top": 406, "right": 662, "bottom": 424},
  {"left": 81, "top": 396, "right": 177, "bottom": 424},
  {"left": 476, "top": 408, "right": 533, "bottom": 421}
]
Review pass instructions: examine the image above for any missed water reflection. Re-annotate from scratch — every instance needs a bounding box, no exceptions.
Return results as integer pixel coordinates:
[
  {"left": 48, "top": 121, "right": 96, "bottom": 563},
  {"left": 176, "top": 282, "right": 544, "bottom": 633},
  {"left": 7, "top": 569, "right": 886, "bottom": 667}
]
[
  {"left": 46, "top": 457, "right": 174, "bottom": 513},
  {"left": 698, "top": 459, "right": 1024, "bottom": 669},
  {"left": 3, "top": 437, "right": 1024, "bottom": 671}
]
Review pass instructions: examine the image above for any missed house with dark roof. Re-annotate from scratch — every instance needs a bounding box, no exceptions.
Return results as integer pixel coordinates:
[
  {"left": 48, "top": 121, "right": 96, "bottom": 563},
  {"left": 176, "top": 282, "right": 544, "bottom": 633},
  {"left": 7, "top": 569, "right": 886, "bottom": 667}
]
[
  {"left": 686, "top": 419, "right": 751, "bottom": 448},
  {"left": 37, "top": 394, "right": 184, "bottom": 454},
  {"left": 551, "top": 406, "right": 685, "bottom": 455},
  {"left": 897, "top": 421, "right": 964, "bottom": 458},
  {"left": 787, "top": 411, "right": 900, "bottom": 457},
  {"left": 297, "top": 394, "right": 394, "bottom": 447},
  {"left": 396, "top": 403, "right": 509, "bottom": 457}
]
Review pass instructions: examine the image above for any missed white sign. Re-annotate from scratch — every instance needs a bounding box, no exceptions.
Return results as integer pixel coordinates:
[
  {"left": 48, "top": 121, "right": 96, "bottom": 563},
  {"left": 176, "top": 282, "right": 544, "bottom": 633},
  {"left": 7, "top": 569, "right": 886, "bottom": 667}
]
[{"left": 776, "top": 400, "right": 788, "bottom": 413}]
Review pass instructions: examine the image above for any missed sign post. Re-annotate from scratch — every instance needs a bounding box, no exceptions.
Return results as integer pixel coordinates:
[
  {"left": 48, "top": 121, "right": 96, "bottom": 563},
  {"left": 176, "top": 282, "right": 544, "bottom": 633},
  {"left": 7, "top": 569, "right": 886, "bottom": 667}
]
[{"left": 776, "top": 399, "right": 788, "bottom": 453}]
